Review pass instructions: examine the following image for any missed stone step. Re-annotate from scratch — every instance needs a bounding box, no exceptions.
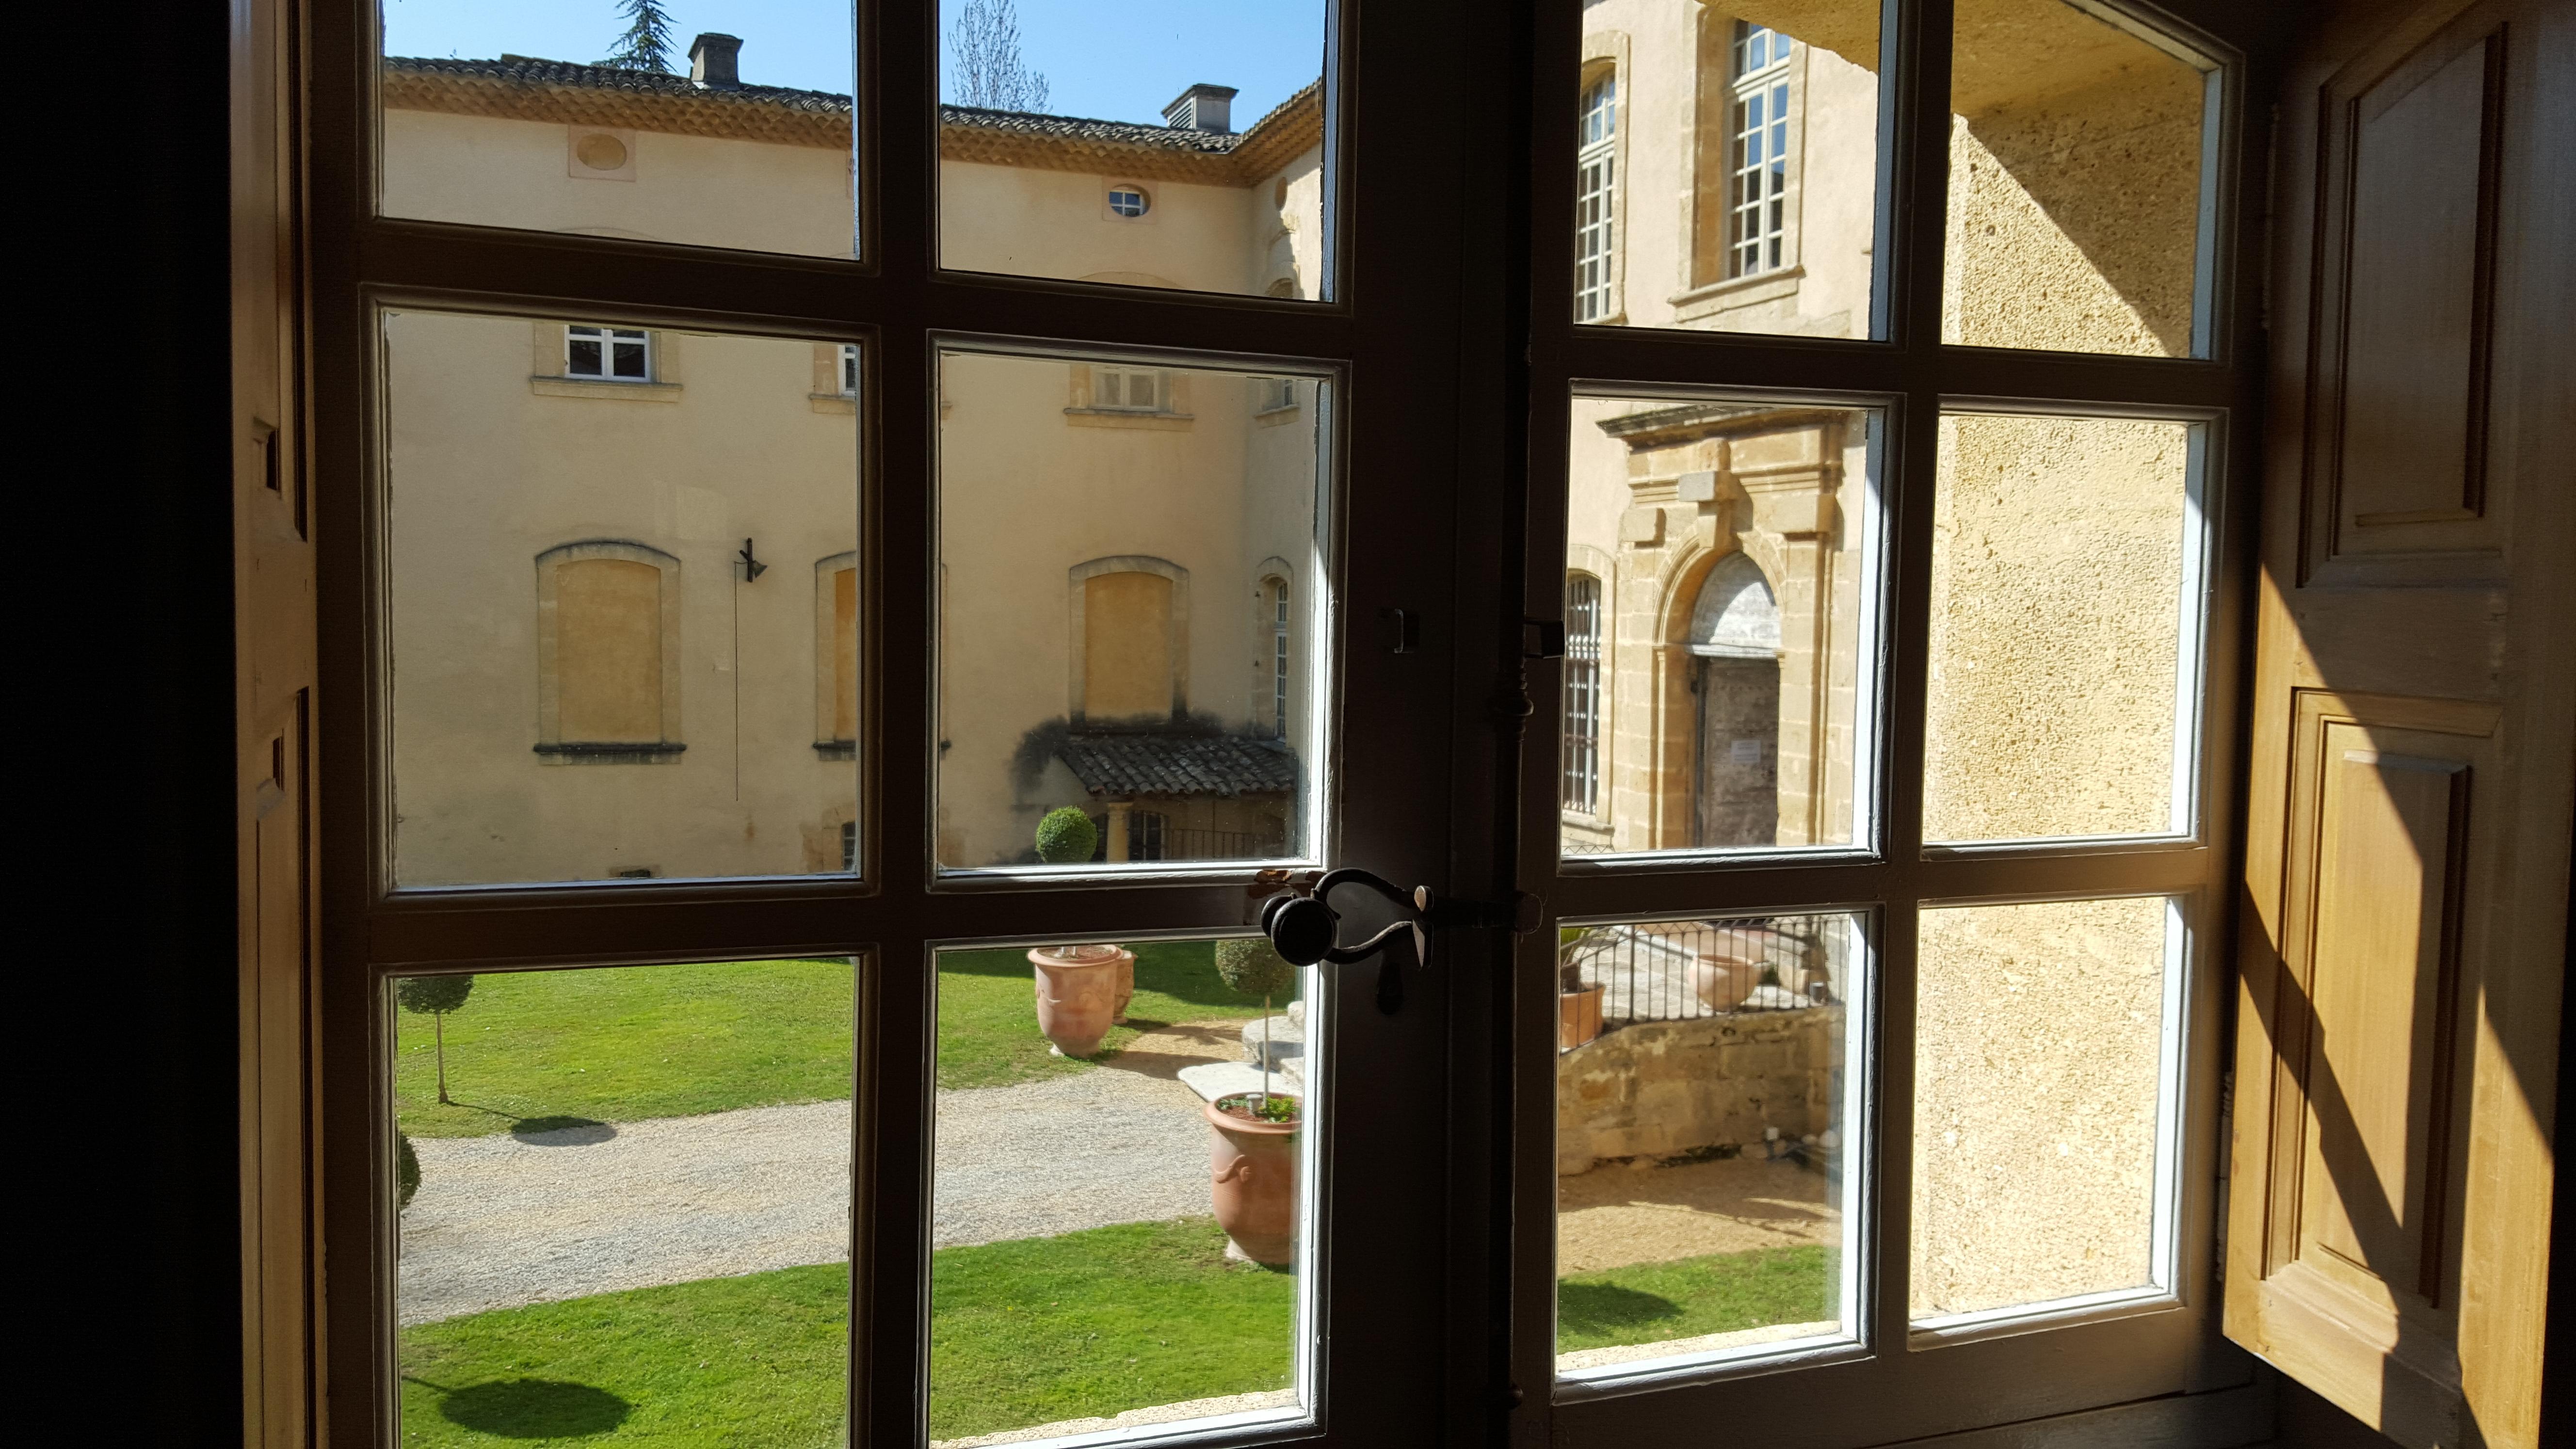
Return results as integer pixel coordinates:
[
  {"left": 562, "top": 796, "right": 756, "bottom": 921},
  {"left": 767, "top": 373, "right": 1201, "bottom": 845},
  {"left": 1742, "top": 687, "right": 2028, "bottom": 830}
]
[
  {"left": 1240, "top": 1012, "right": 1304, "bottom": 1070},
  {"left": 1178, "top": 1059, "right": 1305, "bottom": 1104}
]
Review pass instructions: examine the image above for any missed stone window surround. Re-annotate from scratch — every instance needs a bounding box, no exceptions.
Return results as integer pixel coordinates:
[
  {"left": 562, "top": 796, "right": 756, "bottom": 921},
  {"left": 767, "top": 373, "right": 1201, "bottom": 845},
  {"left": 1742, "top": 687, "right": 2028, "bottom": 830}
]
[
  {"left": 813, "top": 551, "right": 857, "bottom": 758},
  {"left": 1672, "top": 12, "right": 1814, "bottom": 322},
  {"left": 533, "top": 539, "right": 685, "bottom": 763},
  {"left": 1252, "top": 556, "right": 1297, "bottom": 740},
  {"left": 1066, "top": 554, "right": 1192, "bottom": 724},
  {"left": 529, "top": 320, "right": 682, "bottom": 402},
  {"left": 1576, "top": 32, "right": 1631, "bottom": 324}
]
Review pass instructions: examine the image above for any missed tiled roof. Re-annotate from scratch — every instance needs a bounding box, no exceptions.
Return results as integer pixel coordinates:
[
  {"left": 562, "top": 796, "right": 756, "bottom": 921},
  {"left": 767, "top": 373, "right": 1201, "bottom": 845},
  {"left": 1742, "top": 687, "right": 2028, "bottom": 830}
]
[
  {"left": 382, "top": 57, "right": 1324, "bottom": 181},
  {"left": 1056, "top": 733, "right": 1299, "bottom": 798}
]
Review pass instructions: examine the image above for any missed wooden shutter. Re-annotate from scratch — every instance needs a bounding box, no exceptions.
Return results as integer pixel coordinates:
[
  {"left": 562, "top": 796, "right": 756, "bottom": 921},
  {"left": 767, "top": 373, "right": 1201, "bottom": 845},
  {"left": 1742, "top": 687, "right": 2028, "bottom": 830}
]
[{"left": 2225, "top": 0, "right": 2572, "bottom": 1444}]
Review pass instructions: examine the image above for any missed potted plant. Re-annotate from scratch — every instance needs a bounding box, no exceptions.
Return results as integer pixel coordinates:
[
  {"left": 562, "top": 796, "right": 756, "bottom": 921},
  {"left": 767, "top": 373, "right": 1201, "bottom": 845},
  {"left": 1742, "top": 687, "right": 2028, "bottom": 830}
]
[
  {"left": 1029, "top": 808, "right": 1133, "bottom": 1029},
  {"left": 1558, "top": 928, "right": 1606, "bottom": 1049},
  {"left": 1214, "top": 937, "right": 1298, "bottom": 1104},
  {"left": 1688, "top": 950, "right": 1763, "bottom": 1013},
  {"left": 1026, "top": 943, "right": 1132, "bottom": 1057},
  {"left": 1205, "top": 1090, "right": 1300, "bottom": 1265}
]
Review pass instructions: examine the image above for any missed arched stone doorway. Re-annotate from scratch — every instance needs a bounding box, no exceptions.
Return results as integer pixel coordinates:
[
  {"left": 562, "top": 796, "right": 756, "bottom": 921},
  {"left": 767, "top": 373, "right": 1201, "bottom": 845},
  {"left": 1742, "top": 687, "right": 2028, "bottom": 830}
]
[{"left": 1686, "top": 553, "right": 1780, "bottom": 847}]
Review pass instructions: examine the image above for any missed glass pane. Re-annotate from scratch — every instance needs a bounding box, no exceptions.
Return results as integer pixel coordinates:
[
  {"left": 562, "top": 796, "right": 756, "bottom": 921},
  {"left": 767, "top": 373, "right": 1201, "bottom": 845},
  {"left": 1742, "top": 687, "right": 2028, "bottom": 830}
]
[
  {"left": 935, "top": 348, "right": 1324, "bottom": 873},
  {"left": 930, "top": 936, "right": 1313, "bottom": 1441},
  {"left": 1560, "top": 395, "right": 1884, "bottom": 859},
  {"left": 1555, "top": 912, "right": 1867, "bottom": 1379},
  {"left": 1945, "top": 0, "right": 2214, "bottom": 356},
  {"left": 938, "top": 0, "right": 1330, "bottom": 300},
  {"left": 384, "top": 310, "right": 859, "bottom": 886},
  {"left": 379, "top": 6, "right": 857, "bottom": 259},
  {"left": 1923, "top": 411, "right": 2201, "bottom": 843},
  {"left": 396, "top": 959, "right": 854, "bottom": 1443},
  {"left": 1571, "top": 2, "right": 1883, "bottom": 336},
  {"left": 1912, "top": 898, "right": 2183, "bottom": 1325}
]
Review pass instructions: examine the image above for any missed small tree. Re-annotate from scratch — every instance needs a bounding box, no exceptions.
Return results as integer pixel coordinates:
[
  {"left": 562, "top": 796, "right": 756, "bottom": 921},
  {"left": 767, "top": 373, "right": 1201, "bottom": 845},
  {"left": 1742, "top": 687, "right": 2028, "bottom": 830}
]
[
  {"left": 599, "top": 0, "right": 678, "bottom": 73},
  {"left": 1214, "top": 937, "right": 1298, "bottom": 1109},
  {"left": 397, "top": 974, "right": 476, "bottom": 1105},
  {"left": 1033, "top": 806, "right": 1098, "bottom": 864},
  {"left": 947, "top": 0, "right": 1051, "bottom": 112}
]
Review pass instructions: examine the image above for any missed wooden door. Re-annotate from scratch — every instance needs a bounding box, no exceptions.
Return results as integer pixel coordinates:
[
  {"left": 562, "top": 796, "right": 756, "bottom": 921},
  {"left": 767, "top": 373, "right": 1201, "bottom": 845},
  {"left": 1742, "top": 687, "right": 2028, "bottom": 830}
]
[{"left": 2225, "top": 0, "right": 2574, "bottom": 1444}]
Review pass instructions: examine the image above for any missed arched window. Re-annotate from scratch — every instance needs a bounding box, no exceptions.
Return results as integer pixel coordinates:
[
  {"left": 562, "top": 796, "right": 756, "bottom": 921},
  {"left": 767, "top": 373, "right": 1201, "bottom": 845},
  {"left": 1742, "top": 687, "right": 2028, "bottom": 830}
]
[
  {"left": 814, "top": 552, "right": 858, "bottom": 756},
  {"left": 1575, "top": 71, "right": 1619, "bottom": 321},
  {"left": 534, "top": 541, "right": 682, "bottom": 759},
  {"left": 1727, "top": 23, "right": 1796, "bottom": 277},
  {"left": 1688, "top": 554, "right": 1783, "bottom": 847},
  {"left": 1563, "top": 572, "right": 1604, "bottom": 812},
  {"left": 1688, "top": 552, "right": 1782, "bottom": 657}
]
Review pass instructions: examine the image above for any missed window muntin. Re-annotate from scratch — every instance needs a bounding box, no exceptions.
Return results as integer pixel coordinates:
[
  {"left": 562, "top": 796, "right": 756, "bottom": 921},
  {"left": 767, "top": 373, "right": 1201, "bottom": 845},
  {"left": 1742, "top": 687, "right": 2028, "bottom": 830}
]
[
  {"left": 566, "top": 325, "right": 651, "bottom": 381},
  {"left": 1726, "top": 25, "right": 1794, "bottom": 278},
  {"left": 1091, "top": 366, "right": 1167, "bottom": 412},
  {"left": 1269, "top": 577, "right": 1293, "bottom": 741},
  {"left": 1574, "top": 72, "right": 1618, "bottom": 322},
  {"left": 1562, "top": 573, "right": 1602, "bottom": 814},
  {"left": 838, "top": 343, "right": 860, "bottom": 396},
  {"left": 1107, "top": 185, "right": 1150, "bottom": 217}
]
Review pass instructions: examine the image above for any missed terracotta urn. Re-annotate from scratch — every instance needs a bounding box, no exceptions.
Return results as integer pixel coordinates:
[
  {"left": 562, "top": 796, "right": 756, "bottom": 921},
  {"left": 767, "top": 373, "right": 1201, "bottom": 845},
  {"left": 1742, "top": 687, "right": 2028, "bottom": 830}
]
[
  {"left": 1688, "top": 953, "right": 1762, "bottom": 1013},
  {"left": 1027, "top": 944, "right": 1133, "bottom": 1057},
  {"left": 1558, "top": 983, "right": 1606, "bottom": 1049},
  {"left": 1205, "top": 1094, "right": 1300, "bottom": 1266}
]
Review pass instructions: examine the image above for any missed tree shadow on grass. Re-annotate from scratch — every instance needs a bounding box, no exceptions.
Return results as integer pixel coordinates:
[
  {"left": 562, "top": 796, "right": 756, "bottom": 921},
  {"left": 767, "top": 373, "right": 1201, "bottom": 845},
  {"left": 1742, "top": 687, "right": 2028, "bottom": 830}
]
[
  {"left": 1557, "top": 1281, "right": 1684, "bottom": 1336},
  {"left": 419, "top": 1378, "right": 631, "bottom": 1438},
  {"left": 509, "top": 1116, "right": 616, "bottom": 1145}
]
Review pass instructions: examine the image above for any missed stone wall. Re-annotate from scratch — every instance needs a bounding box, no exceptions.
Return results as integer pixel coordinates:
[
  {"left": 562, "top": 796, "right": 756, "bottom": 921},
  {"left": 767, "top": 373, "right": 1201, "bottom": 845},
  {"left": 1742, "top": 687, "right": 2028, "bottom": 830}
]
[{"left": 1558, "top": 1008, "right": 1843, "bottom": 1175}]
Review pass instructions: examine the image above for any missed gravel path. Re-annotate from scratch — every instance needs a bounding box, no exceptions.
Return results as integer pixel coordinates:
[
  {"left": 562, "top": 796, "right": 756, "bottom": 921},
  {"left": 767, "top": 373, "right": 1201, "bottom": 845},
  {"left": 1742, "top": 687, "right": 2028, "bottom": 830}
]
[{"left": 400, "top": 1027, "right": 1234, "bottom": 1325}]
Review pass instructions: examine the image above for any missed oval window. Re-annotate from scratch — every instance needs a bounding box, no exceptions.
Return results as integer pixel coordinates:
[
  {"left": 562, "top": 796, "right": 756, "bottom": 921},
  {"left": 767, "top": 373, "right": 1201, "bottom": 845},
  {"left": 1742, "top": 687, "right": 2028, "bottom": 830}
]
[{"left": 1107, "top": 186, "right": 1150, "bottom": 218}]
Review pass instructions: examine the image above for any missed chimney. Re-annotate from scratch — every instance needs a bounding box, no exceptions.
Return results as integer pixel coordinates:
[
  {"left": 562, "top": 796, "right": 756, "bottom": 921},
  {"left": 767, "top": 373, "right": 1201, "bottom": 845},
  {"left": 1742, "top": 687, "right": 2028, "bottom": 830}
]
[
  {"left": 1161, "top": 83, "right": 1240, "bottom": 134},
  {"left": 690, "top": 33, "right": 743, "bottom": 88}
]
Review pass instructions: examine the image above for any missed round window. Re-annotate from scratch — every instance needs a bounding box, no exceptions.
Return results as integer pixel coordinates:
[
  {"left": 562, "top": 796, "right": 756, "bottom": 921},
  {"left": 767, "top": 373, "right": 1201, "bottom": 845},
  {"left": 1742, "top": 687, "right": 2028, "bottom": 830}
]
[{"left": 1107, "top": 187, "right": 1149, "bottom": 218}]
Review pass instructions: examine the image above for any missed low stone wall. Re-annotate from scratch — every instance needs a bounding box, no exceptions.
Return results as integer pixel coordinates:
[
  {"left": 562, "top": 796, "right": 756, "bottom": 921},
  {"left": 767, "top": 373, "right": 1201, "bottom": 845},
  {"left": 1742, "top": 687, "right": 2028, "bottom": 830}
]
[{"left": 1558, "top": 1008, "right": 1843, "bottom": 1175}]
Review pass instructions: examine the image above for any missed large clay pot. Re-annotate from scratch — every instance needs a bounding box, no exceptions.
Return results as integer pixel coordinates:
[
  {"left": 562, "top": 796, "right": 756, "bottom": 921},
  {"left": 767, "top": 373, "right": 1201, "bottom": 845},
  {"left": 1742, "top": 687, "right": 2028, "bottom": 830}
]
[
  {"left": 1688, "top": 953, "right": 1762, "bottom": 1013},
  {"left": 1205, "top": 1094, "right": 1300, "bottom": 1266},
  {"left": 1558, "top": 984, "right": 1606, "bottom": 1049},
  {"left": 1028, "top": 945, "right": 1132, "bottom": 1056}
]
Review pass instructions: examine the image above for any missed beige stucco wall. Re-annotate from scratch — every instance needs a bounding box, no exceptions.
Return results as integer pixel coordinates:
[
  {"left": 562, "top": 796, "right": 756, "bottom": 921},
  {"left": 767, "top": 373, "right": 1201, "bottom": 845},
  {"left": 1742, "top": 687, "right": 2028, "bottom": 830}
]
[
  {"left": 1912, "top": 896, "right": 2171, "bottom": 1317},
  {"left": 934, "top": 352, "right": 1320, "bottom": 868},
  {"left": 385, "top": 312, "right": 858, "bottom": 886}
]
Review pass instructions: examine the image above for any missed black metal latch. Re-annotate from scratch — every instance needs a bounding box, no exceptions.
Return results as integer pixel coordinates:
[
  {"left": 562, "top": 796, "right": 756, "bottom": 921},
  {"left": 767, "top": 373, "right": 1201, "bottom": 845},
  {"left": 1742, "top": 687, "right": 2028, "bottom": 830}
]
[{"left": 1257, "top": 868, "right": 1543, "bottom": 1014}]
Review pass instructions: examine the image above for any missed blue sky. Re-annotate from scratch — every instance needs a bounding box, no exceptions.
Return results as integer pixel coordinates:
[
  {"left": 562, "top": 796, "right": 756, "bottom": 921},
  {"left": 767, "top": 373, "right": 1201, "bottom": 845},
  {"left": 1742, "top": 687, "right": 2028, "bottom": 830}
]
[{"left": 383, "top": 1, "right": 1325, "bottom": 128}]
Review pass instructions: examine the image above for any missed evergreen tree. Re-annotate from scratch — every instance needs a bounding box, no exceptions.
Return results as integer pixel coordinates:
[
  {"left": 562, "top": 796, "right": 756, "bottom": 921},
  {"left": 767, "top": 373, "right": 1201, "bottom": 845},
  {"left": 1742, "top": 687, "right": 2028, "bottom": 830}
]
[
  {"left": 948, "top": 0, "right": 1051, "bottom": 113},
  {"left": 600, "top": 0, "right": 678, "bottom": 73},
  {"left": 397, "top": 974, "right": 476, "bottom": 1105}
]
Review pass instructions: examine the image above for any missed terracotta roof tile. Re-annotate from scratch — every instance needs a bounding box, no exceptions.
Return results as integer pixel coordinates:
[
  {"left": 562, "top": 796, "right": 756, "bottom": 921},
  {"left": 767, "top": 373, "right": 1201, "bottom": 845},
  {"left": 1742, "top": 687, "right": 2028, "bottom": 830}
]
[{"left": 1056, "top": 733, "right": 1299, "bottom": 798}]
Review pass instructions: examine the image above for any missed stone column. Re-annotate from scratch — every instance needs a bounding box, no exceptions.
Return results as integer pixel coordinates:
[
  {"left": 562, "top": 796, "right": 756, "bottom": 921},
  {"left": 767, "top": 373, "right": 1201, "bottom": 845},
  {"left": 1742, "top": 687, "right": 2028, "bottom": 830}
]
[{"left": 1105, "top": 800, "right": 1132, "bottom": 863}]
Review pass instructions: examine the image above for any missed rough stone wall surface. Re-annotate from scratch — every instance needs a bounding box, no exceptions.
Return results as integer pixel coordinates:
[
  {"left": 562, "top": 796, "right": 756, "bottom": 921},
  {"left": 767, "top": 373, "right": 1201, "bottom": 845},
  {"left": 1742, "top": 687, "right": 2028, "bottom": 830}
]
[
  {"left": 1912, "top": 897, "right": 2169, "bottom": 1317},
  {"left": 1923, "top": 412, "right": 2189, "bottom": 841},
  {"left": 1558, "top": 1009, "right": 1843, "bottom": 1175}
]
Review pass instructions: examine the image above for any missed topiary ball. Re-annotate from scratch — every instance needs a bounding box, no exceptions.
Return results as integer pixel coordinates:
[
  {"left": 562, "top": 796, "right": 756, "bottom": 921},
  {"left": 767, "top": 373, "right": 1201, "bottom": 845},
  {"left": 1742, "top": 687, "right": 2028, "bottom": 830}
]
[
  {"left": 397, "top": 974, "right": 474, "bottom": 1015},
  {"left": 1214, "top": 936, "right": 1297, "bottom": 1001},
  {"left": 396, "top": 1132, "right": 421, "bottom": 1210},
  {"left": 1033, "top": 807, "right": 1098, "bottom": 864}
]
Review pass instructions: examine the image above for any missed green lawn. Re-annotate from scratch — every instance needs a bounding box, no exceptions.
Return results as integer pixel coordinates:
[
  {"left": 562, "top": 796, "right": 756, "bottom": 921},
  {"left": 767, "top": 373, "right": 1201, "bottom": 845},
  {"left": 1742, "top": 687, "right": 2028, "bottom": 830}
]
[
  {"left": 934, "top": 941, "right": 1295, "bottom": 1090},
  {"left": 1557, "top": 1245, "right": 1836, "bottom": 1352},
  {"left": 395, "top": 959, "right": 856, "bottom": 1139},
  {"left": 398, "top": 1218, "right": 1291, "bottom": 1447}
]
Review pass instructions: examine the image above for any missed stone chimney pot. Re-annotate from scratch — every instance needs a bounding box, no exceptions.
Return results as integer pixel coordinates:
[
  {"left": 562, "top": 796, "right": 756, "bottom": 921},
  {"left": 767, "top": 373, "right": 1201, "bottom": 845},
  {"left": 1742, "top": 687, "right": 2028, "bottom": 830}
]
[
  {"left": 690, "top": 33, "right": 743, "bottom": 88},
  {"left": 1161, "top": 83, "right": 1240, "bottom": 134}
]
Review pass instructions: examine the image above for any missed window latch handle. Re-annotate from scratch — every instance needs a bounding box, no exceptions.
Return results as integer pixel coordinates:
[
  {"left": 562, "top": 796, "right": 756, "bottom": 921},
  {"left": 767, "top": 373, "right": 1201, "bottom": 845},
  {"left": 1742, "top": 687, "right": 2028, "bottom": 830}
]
[{"left": 1257, "top": 868, "right": 1542, "bottom": 1014}]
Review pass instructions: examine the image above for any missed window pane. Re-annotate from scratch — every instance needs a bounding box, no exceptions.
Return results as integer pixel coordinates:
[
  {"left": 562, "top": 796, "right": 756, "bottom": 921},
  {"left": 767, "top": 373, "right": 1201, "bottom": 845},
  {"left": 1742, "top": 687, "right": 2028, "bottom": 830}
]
[
  {"left": 1912, "top": 899, "right": 2182, "bottom": 1325},
  {"left": 1555, "top": 912, "right": 1867, "bottom": 1380},
  {"left": 384, "top": 310, "right": 859, "bottom": 886},
  {"left": 1945, "top": 0, "right": 2214, "bottom": 356},
  {"left": 1561, "top": 395, "right": 1884, "bottom": 859},
  {"left": 937, "top": 1, "right": 1331, "bottom": 301},
  {"left": 935, "top": 349, "right": 1323, "bottom": 874},
  {"left": 1923, "top": 412, "right": 2202, "bottom": 843},
  {"left": 396, "top": 959, "right": 854, "bottom": 1443},
  {"left": 379, "top": 10, "right": 857, "bottom": 259},
  {"left": 930, "top": 936, "right": 1313, "bottom": 1440},
  {"left": 1573, "top": 1, "right": 1883, "bottom": 336}
]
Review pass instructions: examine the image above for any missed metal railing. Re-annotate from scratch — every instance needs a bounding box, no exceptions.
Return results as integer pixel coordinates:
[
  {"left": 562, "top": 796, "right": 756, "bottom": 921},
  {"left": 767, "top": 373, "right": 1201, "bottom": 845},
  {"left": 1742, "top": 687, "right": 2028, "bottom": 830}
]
[
  {"left": 1159, "top": 827, "right": 1286, "bottom": 862},
  {"left": 1561, "top": 916, "right": 1846, "bottom": 1050}
]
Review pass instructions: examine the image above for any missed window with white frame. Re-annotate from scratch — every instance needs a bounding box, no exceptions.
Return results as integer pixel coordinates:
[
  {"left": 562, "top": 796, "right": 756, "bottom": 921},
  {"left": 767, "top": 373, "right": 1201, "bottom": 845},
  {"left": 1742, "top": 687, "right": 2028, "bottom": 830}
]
[
  {"left": 1107, "top": 185, "right": 1150, "bottom": 218},
  {"left": 1562, "top": 572, "right": 1603, "bottom": 812},
  {"left": 1092, "top": 367, "right": 1166, "bottom": 411},
  {"left": 1574, "top": 72, "right": 1619, "bottom": 322},
  {"left": 1268, "top": 577, "right": 1292, "bottom": 739},
  {"left": 1258, "top": 376, "right": 1298, "bottom": 412},
  {"left": 565, "top": 324, "right": 650, "bottom": 381},
  {"left": 838, "top": 344, "right": 860, "bottom": 396},
  {"left": 1727, "top": 23, "right": 1795, "bottom": 278}
]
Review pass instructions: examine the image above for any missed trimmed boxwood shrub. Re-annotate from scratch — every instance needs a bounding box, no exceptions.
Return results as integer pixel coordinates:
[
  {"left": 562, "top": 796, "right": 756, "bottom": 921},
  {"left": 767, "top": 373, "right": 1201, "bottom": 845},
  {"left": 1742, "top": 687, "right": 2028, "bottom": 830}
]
[{"left": 1033, "top": 806, "right": 1098, "bottom": 864}]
